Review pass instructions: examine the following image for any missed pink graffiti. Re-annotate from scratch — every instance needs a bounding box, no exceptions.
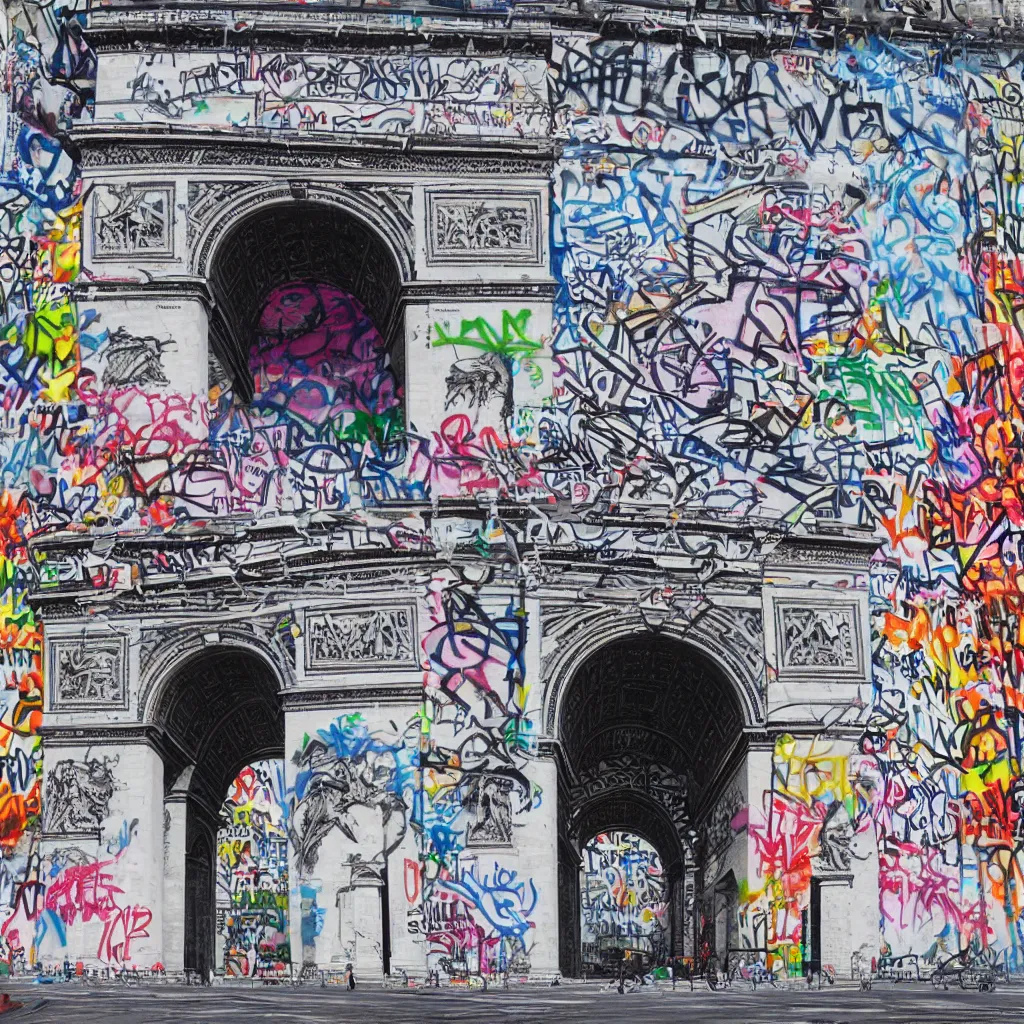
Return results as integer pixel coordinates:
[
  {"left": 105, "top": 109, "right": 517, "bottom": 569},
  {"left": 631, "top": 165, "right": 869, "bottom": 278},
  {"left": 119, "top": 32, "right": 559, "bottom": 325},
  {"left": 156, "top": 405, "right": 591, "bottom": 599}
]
[
  {"left": 44, "top": 853, "right": 153, "bottom": 966},
  {"left": 879, "top": 840, "right": 988, "bottom": 943},
  {"left": 426, "top": 895, "right": 500, "bottom": 974}
]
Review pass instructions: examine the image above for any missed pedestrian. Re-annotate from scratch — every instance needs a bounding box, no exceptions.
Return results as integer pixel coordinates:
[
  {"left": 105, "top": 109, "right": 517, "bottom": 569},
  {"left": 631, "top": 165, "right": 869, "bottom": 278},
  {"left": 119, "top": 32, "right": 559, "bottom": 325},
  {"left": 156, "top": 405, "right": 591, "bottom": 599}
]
[
  {"left": 346, "top": 962, "right": 355, "bottom": 990},
  {"left": 670, "top": 960, "right": 676, "bottom": 990}
]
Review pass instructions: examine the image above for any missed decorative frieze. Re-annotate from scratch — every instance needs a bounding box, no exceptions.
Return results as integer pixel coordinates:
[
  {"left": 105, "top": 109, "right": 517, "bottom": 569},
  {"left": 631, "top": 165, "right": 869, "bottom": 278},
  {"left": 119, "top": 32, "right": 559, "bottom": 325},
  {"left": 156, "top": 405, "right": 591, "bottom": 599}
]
[
  {"left": 48, "top": 634, "right": 130, "bottom": 711},
  {"left": 426, "top": 190, "right": 542, "bottom": 265},
  {"left": 305, "top": 604, "right": 417, "bottom": 672}
]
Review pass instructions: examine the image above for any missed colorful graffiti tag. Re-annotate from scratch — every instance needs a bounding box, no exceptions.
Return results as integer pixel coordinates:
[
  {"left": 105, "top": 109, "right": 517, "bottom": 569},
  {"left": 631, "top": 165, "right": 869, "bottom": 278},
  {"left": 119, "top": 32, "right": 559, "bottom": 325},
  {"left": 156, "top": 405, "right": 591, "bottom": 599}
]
[
  {"left": 580, "top": 833, "right": 668, "bottom": 966},
  {"left": 217, "top": 761, "right": 290, "bottom": 977}
]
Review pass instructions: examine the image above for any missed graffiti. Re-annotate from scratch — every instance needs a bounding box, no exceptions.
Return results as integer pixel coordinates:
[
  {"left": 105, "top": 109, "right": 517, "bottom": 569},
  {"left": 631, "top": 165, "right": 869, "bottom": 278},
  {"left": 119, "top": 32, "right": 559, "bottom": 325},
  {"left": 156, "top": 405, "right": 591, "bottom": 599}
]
[
  {"left": 217, "top": 761, "right": 290, "bottom": 977},
  {"left": 44, "top": 757, "right": 117, "bottom": 835},
  {"left": 15, "top": 0, "right": 1024, "bottom": 983},
  {"left": 112, "top": 52, "right": 548, "bottom": 139},
  {"left": 580, "top": 833, "right": 667, "bottom": 964},
  {"left": 289, "top": 715, "right": 414, "bottom": 875}
]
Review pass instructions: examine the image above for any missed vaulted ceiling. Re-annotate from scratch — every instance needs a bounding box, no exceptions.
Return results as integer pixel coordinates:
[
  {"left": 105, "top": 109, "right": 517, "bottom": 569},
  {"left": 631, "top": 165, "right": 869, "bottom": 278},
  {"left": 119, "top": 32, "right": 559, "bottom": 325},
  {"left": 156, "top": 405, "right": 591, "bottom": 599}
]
[{"left": 560, "top": 635, "right": 744, "bottom": 863}]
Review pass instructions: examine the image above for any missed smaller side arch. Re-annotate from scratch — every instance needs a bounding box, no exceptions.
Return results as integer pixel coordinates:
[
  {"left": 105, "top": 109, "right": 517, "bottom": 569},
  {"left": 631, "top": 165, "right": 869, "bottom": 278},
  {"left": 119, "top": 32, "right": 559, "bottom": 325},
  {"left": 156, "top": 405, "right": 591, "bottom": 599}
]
[{"left": 573, "top": 791, "right": 688, "bottom": 871}]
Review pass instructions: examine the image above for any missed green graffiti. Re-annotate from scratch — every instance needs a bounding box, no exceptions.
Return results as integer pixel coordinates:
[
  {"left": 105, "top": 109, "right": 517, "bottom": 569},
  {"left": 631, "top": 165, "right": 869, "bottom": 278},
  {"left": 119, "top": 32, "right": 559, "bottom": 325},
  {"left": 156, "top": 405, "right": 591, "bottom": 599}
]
[{"left": 431, "top": 310, "right": 544, "bottom": 360}]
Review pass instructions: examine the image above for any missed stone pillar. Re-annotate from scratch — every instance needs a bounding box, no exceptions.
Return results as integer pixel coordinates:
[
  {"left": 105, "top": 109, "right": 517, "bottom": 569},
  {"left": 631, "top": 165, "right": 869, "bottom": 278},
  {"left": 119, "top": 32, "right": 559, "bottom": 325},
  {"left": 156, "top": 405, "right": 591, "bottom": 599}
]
[
  {"left": 162, "top": 790, "right": 188, "bottom": 973},
  {"left": 817, "top": 875, "right": 853, "bottom": 975},
  {"left": 39, "top": 735, "right": 165, "bottom": 971},
  {"left": 517, "top": 754, "right": 559, "bottom": 975}
]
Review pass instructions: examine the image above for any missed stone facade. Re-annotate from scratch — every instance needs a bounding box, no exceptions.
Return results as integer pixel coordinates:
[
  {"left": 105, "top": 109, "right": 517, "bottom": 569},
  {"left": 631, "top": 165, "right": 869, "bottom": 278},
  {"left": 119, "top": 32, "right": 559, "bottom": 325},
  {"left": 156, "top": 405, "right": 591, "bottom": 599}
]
[{"left": 2, "top": 0, "right": 1024, "bottom": 986}]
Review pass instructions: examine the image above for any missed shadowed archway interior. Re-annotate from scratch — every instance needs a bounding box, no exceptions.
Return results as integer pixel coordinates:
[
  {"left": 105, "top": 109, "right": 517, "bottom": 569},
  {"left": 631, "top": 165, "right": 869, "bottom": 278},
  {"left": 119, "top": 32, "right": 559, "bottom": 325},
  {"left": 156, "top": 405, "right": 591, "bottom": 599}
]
[
  {"left": 153, "top": 648, "right": 284, "bottom": 977},
  {"left": 557, "top": 634, "right": 745, "bottom": 975},
  {"left": 207, "top": 201, "right": 403, "bottom": 403}
]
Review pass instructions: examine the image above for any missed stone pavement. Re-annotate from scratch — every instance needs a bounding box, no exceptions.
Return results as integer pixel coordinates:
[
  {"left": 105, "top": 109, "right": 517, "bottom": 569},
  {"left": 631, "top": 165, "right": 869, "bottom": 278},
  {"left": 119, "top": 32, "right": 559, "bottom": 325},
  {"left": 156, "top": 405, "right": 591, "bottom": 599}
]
[{"left": 0, "top": 978, "right": 1019, "bottom": 1024}]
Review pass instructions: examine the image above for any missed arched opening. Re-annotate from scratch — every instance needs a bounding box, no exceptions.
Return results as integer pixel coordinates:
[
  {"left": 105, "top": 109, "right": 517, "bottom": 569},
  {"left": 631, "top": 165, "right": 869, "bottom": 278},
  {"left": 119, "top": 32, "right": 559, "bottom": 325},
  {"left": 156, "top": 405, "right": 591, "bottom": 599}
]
[
  {"left": 153, "top": 647, "right": 284, "bottom": 979},
  {"left": 580, "top": 831, "right": 670, "bottom": 978},
  {"left": 556, "top": 635, "right": 745, "bottom": 976},
  {"left": 216, "top": 759, "right": 289, "bottom": 978},
  {"left": 184, "top": 200, "right": 409, "bottom": 516},
  {"left": 207, "top": 201, "right": 404, "bottom": 405}
]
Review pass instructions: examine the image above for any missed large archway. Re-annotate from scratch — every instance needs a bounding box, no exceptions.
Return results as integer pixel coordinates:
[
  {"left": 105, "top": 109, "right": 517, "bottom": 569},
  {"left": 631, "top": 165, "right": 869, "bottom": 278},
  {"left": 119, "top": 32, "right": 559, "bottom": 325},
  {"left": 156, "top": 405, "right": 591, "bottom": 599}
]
[
  {"left": 205, "top": 200, "right": 405, "bottom": 404},
  {"left": 556, "top": 634, "right": 745, "bottom": 975},
  {"left": 152, "top": 647, "right": 284, "bottom": 978}
]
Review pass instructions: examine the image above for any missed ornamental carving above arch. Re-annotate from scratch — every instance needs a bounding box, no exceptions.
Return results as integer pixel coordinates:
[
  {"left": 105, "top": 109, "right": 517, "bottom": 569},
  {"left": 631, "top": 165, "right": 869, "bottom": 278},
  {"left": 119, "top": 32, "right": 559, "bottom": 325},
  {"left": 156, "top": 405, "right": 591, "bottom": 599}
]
[{"left": 137, "top": 621, "right": 295, "bottom": 725}]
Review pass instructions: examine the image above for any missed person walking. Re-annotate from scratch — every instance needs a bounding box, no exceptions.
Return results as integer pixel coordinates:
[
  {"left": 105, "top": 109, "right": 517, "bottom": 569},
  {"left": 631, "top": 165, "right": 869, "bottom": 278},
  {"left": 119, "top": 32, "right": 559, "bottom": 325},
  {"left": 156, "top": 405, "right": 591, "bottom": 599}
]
[{"left": 345, "top": 963, "right": 355, "bottom": 990}]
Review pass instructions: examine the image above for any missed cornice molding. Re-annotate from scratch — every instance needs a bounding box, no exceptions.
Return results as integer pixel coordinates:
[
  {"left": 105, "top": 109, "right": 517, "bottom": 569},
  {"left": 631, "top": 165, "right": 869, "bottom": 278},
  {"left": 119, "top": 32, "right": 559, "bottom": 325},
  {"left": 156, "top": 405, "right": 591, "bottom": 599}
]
[
  {"left": 82, "top": 2, "right": 1024, "bottom": 49},
  {"left": 75, "top": 130, "right": 559, "bottom": 177},
  {"left": 281, "top": 686, "right": 423, "bottom": 709}
]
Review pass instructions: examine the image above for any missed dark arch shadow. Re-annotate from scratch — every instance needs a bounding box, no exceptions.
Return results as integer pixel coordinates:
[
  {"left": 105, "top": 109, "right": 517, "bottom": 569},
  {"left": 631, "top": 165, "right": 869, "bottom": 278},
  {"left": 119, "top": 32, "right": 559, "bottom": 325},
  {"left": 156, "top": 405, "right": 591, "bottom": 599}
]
[
  {"left": 556, "top": 634, "right": 744, "bottom": 977},
  {"left": 207, "top": 200, "right": 403, "bottom": 403},
  {"left": 154, "top": 647, "right": 284, "bottom": 977}
]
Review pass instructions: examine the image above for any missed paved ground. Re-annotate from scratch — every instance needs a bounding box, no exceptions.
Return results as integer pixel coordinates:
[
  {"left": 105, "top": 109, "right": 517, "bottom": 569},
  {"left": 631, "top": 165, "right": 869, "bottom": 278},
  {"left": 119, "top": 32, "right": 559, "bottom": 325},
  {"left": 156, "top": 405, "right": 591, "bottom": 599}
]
[{"left": 0, "top": 980, "right": 1021, "bottom": 1024}]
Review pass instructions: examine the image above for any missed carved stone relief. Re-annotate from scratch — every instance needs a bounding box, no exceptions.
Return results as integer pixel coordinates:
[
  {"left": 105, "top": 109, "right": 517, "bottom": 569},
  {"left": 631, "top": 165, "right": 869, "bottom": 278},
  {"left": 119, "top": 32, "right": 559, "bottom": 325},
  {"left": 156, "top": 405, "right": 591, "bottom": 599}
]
[
  {"left": 426, "top": 191, "right": 542, "bottom": 265},
  {"left": 92, "top": 184, "right": 173, "bottom": 258},
  {"left": 49, "top": 634, "right": 129, "bottom": 710},
  {"left": 44, "top": 755, "right": 118, "bottom": 835},
  {"left": 774, "top": 601, "right": 862, "bottom": 678},
  {"left": 305, "top": 604, "right": 417, "bottom": 671},
  {"left": 186, "top": 180, "right": 251, "bottom": 247},
  {"left": 465, "top": 774, "right": 515, "bottom": 847},
  {"left": 572, "top": 753, "right": 690, "bottom": 830}
]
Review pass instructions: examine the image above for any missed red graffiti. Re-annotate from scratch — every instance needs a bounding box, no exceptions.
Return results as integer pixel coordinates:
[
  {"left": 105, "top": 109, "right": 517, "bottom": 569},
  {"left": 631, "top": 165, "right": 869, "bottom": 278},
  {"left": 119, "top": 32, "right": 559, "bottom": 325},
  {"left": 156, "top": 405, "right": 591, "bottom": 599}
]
[
  {"left": 404, "top": 858, "right": 421, "bottom": 904},
  {"left": 43, "top": 853, "right": 152, "bottom": 965}
]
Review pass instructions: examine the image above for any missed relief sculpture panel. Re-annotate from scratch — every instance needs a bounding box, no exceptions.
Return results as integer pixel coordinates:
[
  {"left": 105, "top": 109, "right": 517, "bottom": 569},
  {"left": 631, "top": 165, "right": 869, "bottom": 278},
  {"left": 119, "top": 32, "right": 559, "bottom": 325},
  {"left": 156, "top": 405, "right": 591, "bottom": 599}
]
[
  {"left": 49, "top": 635, "right": 130, "bottom": 711},
  {"left": 426, "top": 191, "right": 542, "bottom": 266},
  {"left": 304, "top": 605, "right": 417, "bottom": 672},
  {"left": 774, "top": 602, "right": 863, "bottom": 680}
]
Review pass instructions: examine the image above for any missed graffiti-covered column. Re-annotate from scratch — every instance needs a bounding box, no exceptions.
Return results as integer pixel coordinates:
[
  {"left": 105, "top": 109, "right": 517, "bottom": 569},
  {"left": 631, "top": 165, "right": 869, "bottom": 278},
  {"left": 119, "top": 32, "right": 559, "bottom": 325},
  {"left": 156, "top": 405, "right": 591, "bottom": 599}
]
[
  {"left": 37, "top": 729, "right": 164, "bottom": 971},
  {"left": 35, "top": 623, "right": 168, "bottom": 970},
  {"left": 417, "top": 570, "right": 554, "bottom": 979},
  {"left": 751, "top": 535, "right": 879, "bottom": 978},
  {"left": 284, "top": 696, "right": 422, "bottom": 977},
  {"left": 285, "top": 598, "right": 426, "bottom": 978}
]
